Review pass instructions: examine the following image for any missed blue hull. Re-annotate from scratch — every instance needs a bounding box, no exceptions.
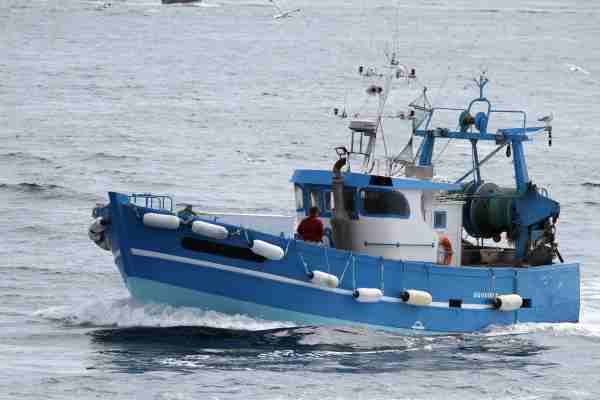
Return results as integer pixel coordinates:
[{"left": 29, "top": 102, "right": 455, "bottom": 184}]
[{"left": 100, "top": 192, "right": 580, "bottom": 333}]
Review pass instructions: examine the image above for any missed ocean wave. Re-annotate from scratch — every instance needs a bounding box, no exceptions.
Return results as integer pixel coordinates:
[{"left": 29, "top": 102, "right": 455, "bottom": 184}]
[
  {"left": 82, "top": 152, "right": 141, "bottom": 162},
  {"left": 88, "top": 324, "right": 444, "bottom": 372},
  {"left": 0, "top": 182, "right": 64, "bottom": 194},
  {"left": 35, "top": 299, "right": 437, "bottom": 354},
  {"left": 34, "top": 297, "right": 600, "bottom": 356},
  {"left": 0, "top": 181, "right": 100, "bottom": 202},
  {"left": 0, "top": 152, "right": 52, "bottom": 163},
  {"left": 480, "top": 321, "right": 600, "bottom": 339},
  {"left": 87, "top": 324, "right": 559, "bottom": 375},
  {"left": 294, "top": 325, "right": 441, "bottom": 350},
  {"left": 518, "top": 8, "right": 552, "bottom": 15},
  {"left": 34, "top": 298, "right": 295, "bottom": 330},
  {"left": 582, "top": 182, "right": 600, "bottom": 188}
]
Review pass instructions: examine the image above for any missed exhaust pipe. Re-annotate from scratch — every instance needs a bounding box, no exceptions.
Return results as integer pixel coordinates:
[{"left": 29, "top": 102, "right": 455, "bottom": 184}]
[{"left": 331, "top": 157, "right": 353, "bottom": 250}]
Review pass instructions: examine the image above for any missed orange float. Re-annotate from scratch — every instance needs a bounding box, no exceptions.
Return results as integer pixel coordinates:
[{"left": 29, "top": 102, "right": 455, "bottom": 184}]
[{"left": 437, "top": 235, "right": 453, "bottom": 265}]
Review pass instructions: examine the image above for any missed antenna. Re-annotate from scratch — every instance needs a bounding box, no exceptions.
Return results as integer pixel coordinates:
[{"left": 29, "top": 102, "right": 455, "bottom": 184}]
[{"left": 473, "top": 72, "right": 489, "bottom": 99}]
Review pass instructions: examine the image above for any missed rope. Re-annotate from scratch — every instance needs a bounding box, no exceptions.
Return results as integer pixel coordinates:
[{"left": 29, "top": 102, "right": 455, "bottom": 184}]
[
  {"left": 283, "top": 236, "right": 293, "bottom": 257},
  {"left": 324, "top": 246, "right": 331, "bottom": 273},
  {"left": 338, "top": 253, "right": 353, "bottom": 286},
  {"left": 379, "top": 120, "right": 388, "bottom": 158},
  {"left": 379, "top": 258, "right": 385, "bottom": 292},
  {"left": 352, "top": 256, "right": 357, "bottom": 290},
  {"left": 433, "top": 136, "right": 453, "bottom": 164},
  {"left": 298, "top": 253, "right": 310, "bottom": 276}
]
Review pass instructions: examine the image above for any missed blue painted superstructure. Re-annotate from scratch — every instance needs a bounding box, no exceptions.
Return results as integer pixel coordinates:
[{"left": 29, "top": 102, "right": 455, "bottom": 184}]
[
  {"left": 89, "top": 74, "right": 580, "bottom": 333},
  {"left": 291, "top": 169, "right": 461, "bottom": 191}
]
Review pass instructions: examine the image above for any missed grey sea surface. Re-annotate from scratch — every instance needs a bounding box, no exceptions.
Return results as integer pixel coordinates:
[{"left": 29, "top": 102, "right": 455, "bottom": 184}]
[{"left": 2, "top": 0, "right": 600, "bottom": 398}]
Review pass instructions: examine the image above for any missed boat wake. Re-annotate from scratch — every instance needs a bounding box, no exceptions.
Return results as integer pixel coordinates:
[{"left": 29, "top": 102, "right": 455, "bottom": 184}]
[
  {"left": 35, "top": 296, "right": 600, "bottom": 341},
  {"left": 85, "top": 324, "right": 562, "bottom": 374},
  {"left": 34, "top": 298, "right": 295, "bottom": 330},
  {"left": 479, "top": 320, "right": 600, "bottom": 339},
  {"left": 32, "top": 300, "right": 600, "bottom": 374}
]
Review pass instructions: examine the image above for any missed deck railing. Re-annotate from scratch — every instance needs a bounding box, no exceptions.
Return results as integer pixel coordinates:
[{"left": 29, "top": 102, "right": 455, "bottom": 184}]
[{"left": 129, "top": 193, "right": 174, "bottom": 212}]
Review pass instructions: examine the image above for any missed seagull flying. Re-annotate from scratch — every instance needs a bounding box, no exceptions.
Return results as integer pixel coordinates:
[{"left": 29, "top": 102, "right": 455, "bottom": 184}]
[
  {"left": 566, "top": 63, "right": 590, "bottom": 75},
  {"left": 537, "top": 113, "right": 553, "bottom": 125}
]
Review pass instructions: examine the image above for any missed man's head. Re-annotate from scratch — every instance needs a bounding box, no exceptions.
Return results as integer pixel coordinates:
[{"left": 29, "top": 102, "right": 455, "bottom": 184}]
[{"left": 308, "top": 206, "right": 320, "bottom": 217}]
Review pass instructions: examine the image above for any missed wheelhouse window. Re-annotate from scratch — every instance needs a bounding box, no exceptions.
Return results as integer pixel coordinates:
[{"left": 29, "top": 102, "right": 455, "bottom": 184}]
[
  {"left": 294, "top": 185, "right": 304, "bottom": 210},
  {"left": 309, "top": 189, "right": 320, "bottom": 208},
  {"left": 361, "top": 189, "right": 410, "bottom": 217},
  {"left": 434, "top": 210, "right": 447, "bottom": 229},
  {"left": 323, "top": 191, "right": 333, "bottom": 211}
]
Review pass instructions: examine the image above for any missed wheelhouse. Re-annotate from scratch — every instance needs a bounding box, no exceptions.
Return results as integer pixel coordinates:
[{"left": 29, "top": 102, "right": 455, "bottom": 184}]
[{"left": 291, "top": 169, "right": 463, "bottom": 264}]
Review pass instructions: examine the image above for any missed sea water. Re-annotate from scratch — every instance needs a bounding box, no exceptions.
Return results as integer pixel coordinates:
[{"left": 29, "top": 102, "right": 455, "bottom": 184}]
[{"left": 2, "top": 0, "right": 600, "bottom": 398}]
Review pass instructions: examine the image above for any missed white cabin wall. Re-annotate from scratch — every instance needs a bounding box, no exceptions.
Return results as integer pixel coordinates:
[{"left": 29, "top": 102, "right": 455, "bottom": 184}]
[
  {"left": 347, "top": 189, "right": 439, "bottom": 262},
  {"left": 349, "top": 217, "right": 438, "bottom": 262},
  {"left": 292, "top": 184, "right": 463, "bottom": 265}
]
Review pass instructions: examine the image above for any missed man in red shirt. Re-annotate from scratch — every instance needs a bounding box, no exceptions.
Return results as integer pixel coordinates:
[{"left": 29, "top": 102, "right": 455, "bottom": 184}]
[{"left": 297, "top": 206, "right": 324, "bottom": 243}]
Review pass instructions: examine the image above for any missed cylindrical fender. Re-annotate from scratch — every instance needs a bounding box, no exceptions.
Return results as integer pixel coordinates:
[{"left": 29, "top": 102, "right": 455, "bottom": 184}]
[
  {"left": 192, "top": 220, "right": 228, "bottom": 240},
  {"left": 308, "top": 270, "right": 339, "bottom": 288},
  {"left": 353, "top": 288, "right": 383, "bottom": 303},
  {"left": 400, "top": 289, "right": 432, "bottom": 306},
  {"left": 143, "top": 213, "right": 180, "bottom": 230},
  {"left": 494, "top": 294, "right": 523, "bottom": 311},
  {"left": 89, "top": 217, "right": 106, "bottom": 234},
  {"left": 250, "top": 240, "right": 285, "bottom": 261},
  {"left": 88, "top": 217, "right": 111, "bottom": 251}
]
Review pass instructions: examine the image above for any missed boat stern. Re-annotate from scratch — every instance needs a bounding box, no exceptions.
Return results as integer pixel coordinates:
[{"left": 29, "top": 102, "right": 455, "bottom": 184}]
[{"left": 515, "top": 262, "right": 580, "bottom": 324}]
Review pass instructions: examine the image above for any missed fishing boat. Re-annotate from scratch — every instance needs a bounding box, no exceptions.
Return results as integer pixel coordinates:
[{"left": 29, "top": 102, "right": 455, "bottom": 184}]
[{"left": 89, "top": 57, "right": 579, "bottom": 333}]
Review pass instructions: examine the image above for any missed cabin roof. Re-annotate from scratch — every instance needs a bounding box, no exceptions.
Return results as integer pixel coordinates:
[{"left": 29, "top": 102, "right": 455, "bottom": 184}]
[{"left": 291, "top": 169, "right": 462, "bottom": 191}]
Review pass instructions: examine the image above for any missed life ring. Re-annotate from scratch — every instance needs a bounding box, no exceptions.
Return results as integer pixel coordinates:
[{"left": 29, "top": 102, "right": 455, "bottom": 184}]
[{"left": 437, "top": 235, "right": 453, "bottom": 265}]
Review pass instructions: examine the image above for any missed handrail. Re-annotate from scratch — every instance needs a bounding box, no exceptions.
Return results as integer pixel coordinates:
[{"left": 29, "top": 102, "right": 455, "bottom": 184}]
[{"left": 129, "top": 193, "right": 174, "bottom": 212}]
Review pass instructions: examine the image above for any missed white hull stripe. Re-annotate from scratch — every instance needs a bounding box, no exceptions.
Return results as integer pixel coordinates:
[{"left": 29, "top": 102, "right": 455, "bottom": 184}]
[{"left": 130, "top": 248, "right": 495, "bottom": 310}]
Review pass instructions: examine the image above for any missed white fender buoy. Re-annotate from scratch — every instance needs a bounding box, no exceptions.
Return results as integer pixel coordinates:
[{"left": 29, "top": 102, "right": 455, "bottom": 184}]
[
  {"left": 96, "top": 236, "right": 111, "bottom": 251},
  {"left": 88, "top": 229, "right": 102, "bottom": 242},
  {"left": 88, "top": 217, "right": 111, "bottom": 251},
  {"left": 192, "top": 220, "right": 228, "bottom": 240},
  {"left": 400, "top": 289, "right": 432, "bottom": 306},
  {"left": 353, "top": 288, "right": 383, "bottom": 303},
  {"left": 250, "top": 240, "right": 285, "bottom": 261},
  {"left": 143, "top": 213, "right": 180, "bottom": 230},
  {"left": 309, "top": 270, "right": 339, "bottom": 288},
  {"left": 89, "top": 217, "right": 106, "bottom": 234},
  {"left": 494, "top": 294, "right": 523, "bottom": 311}
]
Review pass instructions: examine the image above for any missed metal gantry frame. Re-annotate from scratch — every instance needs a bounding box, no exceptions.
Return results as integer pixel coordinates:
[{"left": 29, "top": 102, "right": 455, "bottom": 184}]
[{"left": 414, "top": 75, "right": 547, "bottom": 193}]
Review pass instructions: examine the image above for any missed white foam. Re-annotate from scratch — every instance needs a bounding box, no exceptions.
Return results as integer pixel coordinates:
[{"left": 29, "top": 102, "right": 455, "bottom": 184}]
[
  {"left": 159, "top": 354, "right": 211, "bottom": 369},
  {"left": 34, "top": 298, "right": 296, "bottom": 331},
  {"left": 481, "top": 321, "right": 600, "bottom": 338},
  {"left": 295, "top": 325, "right": 437, "bottom": 350}
]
